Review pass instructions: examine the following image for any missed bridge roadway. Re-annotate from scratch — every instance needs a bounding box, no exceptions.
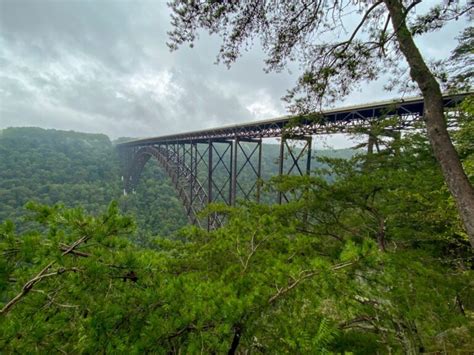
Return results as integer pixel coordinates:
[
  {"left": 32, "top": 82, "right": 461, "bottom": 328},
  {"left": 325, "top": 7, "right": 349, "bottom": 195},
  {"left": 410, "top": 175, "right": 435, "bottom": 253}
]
[
  {"left": 117, "top": 92, "right": 470, "bottom": 229},
  {"left": 117, "top": 93, "right": 467, "bottom": 146}
]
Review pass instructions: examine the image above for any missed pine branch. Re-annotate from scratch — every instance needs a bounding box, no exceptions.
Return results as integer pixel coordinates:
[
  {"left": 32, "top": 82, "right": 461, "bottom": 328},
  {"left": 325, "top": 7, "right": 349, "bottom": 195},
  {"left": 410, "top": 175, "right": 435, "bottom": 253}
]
[
  {"left": 268, "top": 261, "right": 354, "bottom": 304},
  {"left": 0, "top": 234, "right": 89, "bottom": 316},
  {"left": 1, "top": 264, "right": 81, "bottom": 315}
]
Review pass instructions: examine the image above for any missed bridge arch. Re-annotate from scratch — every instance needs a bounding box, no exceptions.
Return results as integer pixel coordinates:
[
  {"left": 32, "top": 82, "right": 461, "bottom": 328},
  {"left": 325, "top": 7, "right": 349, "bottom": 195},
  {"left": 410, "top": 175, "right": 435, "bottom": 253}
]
[{"left": 123, "top": 145, "right": 208, "bottom": 227}]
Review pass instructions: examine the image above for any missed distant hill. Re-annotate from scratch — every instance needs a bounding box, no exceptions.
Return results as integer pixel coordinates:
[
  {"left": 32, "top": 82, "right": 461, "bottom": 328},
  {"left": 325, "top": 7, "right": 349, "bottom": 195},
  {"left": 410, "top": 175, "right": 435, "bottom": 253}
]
[
  {"left": 0, "top": 127, "right": 118, "bottom": 220},
  {"left": 0, "top": 127, "right": 187, "bottom": 237},
  {"left": 0, "top": 127, "right": 357, "bottom": 238}
]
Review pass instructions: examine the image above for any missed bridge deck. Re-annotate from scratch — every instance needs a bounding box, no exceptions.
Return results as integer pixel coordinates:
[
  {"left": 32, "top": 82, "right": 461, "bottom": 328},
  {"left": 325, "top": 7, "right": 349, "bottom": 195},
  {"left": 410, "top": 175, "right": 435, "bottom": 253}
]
[{"left": 118, "top": 92, "right": 470, "bottom": 147}]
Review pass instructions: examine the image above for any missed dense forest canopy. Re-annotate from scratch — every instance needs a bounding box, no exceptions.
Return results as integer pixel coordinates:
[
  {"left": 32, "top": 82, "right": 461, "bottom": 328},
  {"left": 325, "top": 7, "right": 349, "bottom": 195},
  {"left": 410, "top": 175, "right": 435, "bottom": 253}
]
[
  {"left": 0, "top": 109, "right": 473, "bottom": 353},
  {"left": 0, "top": 127, "right": 190, "bottom": 239}
]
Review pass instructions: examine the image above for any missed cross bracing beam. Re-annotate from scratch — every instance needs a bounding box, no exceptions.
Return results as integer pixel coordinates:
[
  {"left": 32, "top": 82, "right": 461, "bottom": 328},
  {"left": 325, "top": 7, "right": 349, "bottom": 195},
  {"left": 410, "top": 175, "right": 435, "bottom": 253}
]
[
  {"left": 278, "top": 136, "right": 312, "bottom": 204},
  {"left": 232, "top": 138, "right": 263, "bottom": 204}
]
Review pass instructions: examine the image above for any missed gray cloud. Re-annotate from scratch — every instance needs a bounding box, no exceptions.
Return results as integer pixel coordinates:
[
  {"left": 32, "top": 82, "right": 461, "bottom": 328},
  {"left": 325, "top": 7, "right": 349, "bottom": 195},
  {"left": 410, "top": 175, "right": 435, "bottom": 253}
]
[{"left": 0, "top": 0, "right": 469, "bottom": 140}]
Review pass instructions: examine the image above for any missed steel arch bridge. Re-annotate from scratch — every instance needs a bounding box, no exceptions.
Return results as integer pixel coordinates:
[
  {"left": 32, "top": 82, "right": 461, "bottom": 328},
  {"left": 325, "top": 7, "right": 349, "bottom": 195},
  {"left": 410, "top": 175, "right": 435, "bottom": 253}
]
[{"left": 117, "top": 93, "right": 469, "bottom": 229}]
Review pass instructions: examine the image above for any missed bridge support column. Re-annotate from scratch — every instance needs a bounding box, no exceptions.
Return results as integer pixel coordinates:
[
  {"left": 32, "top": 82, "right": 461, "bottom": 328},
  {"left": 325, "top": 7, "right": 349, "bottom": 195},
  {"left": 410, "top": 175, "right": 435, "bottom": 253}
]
[
  {"left": 193, "top": 142, "right": 211, "bottom": 226},
  {"left": 232, "top": 138, "right": 237, "bottom": 205},
  {"left": 176, "top": 143, "right": 181, "bottom": 181},
  {"left": 189, "top": 142, "right": 197, "bottom": 224},
  {"left": 177, "top": 143, "right": 187, "bottom": 211},
  {"left": 207, "top": 140, "right": 234, "bottom": 229},
  {"left": 278, "top": 136, "right": 312, "bottom": 204},
  {"left": 176, "top": 143, "right": 181, "bottom": 182},
  {"left": 181, "top": 142, "right": 193, "bottom": 222},
  {"left": 231, "top": 138, "right": 262, "bottom": 205},
  {"left": 208, "top": 140, "right": 213, "bottom": 230}
]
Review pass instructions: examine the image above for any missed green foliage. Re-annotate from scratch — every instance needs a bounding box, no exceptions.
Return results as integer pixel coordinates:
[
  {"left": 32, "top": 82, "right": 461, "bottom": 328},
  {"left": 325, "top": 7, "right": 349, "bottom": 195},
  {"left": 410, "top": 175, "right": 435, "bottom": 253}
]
[
  {"left": 0, "top": 125, "right": 473, "bottom": 353},
  {"left": 167, "top": 1, "right": 470, "bottom": 109},
  {"left": 446, "top": 26, "right": 473, "bottom": 92},
  {"left": 119, "top": 163, "right": 188, "bottom": 242},
  {"left": 264, "top": 130, "right": 473, "bottom": 352},
  {"left": 0, "top": 127, "right": 187, "bottom": 238},
  {"left": 453, "top": 96, "right": 474, "bottom": 181},
  {"left": 0, "top": 127, "right": 118, "bottom": 224},
  {"left": 0, "top": 127, "right": 354, "bottom": 239}
]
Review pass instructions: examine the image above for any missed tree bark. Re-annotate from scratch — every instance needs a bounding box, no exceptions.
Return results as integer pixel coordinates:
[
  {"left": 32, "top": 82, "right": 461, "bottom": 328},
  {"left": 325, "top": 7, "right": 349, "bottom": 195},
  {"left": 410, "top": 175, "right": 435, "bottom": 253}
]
[
  {"left": 228, "top": 324, "right": 242, "bottom": 355},
  {"left": 384, "top": 0, "right": 474, "bottom": 248}
]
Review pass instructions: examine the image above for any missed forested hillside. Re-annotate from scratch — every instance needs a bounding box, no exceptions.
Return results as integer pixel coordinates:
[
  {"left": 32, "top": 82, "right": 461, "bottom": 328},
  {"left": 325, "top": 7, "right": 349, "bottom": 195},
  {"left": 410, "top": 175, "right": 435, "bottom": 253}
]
[
  {"left": 0, "top": 127, "right": 188, "bottom": 237},
  {"left": 0, "top": 127, "right": 353, "bottom": 237},
  {"left": 0, "top": 128, "right": 118, "bottom": 221},
  {"left": 1, "top": 115, "right": 473, "bottom": 353}
]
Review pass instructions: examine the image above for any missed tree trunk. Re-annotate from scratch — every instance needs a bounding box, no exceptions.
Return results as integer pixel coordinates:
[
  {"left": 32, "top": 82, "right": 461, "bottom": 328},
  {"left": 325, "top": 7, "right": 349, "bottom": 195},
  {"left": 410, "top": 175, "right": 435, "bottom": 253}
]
[
  {"left": 228, "top": 324, "right": 242, "bottom": 355},
  {"left": 367, "top": 133, "right": 375, "bottom": 155},
  {"left": 384, "top": 0, "right": 474, "bottom": 248}
]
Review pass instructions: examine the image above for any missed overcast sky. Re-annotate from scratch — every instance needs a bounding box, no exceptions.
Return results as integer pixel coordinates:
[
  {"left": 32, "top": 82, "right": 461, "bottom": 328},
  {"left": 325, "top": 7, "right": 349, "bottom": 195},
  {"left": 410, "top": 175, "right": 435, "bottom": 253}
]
[{"left": 0, "top": 0, "right": 469, "bottom": 145}]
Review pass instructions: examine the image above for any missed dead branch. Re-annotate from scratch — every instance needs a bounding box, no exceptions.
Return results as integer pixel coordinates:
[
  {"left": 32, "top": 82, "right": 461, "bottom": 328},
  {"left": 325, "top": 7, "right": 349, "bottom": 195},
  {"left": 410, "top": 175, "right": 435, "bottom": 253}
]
[
  {"left": 340, "top": 315, "right": 376, "bottom": 329},
  {"left": 60, "top": 243, "right": 91, "bottom": 257},
  {"left": 1, "top": 265, "right": 80, "bottom": 315},
  {"left": 0, "top": 234, "right": 89, "bottom": 316},
  {"left": 241, "top": 232, "right": 269, "bottom": 275},
  {"left": 61, "top": 235, "right": 89, "bottom": 256},
  {"left": 32, "top": 289, "right": 79, "bottom": 309}
]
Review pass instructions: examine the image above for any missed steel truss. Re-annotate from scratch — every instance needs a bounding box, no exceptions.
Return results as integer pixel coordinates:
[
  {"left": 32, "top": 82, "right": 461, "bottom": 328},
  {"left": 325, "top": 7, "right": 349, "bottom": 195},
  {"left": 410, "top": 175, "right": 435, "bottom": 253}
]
[
  {"left": 232, "top": 138, "right": 262, "bottom": 204},
  {"left": 278, "top": 136, "right": 312, "bottom": 204},
  {"left": 117, "top": 93, "right": 467, "bottom": 147},
  {"left": 120, "top": 145, "right": 208, "bottom": 228},
  {"left": 117, "top": 92, "right": 470, "bottom": 229}
]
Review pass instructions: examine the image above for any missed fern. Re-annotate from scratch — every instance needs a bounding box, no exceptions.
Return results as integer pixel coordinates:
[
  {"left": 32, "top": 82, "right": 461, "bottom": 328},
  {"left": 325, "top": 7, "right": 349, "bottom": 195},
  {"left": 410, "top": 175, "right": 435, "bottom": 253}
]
[{"left": 312, "top": 318, "right": 337, "bottom": 353}]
